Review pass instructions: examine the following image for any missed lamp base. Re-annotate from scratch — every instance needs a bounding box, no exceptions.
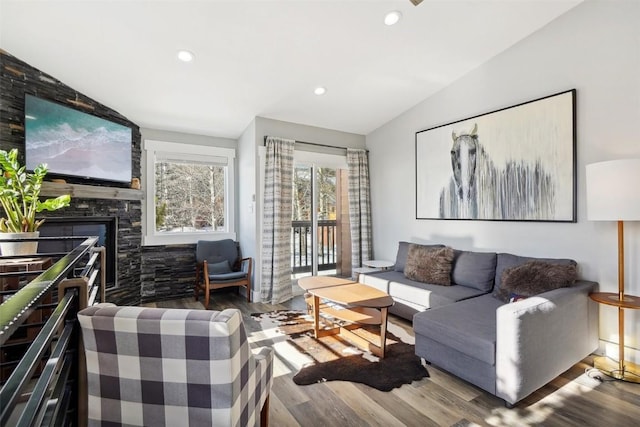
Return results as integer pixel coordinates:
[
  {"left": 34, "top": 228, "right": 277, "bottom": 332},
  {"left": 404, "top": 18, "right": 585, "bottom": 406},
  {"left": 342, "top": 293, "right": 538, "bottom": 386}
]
[{"left": 593, "top": 356, "right": 640, "bottom": 383}]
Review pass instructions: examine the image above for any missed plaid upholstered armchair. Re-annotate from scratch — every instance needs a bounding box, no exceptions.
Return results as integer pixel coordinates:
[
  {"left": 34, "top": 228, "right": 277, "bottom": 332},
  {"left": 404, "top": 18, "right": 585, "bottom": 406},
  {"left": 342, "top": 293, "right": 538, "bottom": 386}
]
[{"left": 78, "top": 305, "right": 273, "bottom": 427}]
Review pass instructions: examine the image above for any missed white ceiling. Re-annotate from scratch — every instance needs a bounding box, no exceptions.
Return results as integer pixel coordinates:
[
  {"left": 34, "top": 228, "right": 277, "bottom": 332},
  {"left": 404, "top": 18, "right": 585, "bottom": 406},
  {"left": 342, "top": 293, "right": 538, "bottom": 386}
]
[{"left": 0, "top": 0, "right": 582, "bottom": 139}]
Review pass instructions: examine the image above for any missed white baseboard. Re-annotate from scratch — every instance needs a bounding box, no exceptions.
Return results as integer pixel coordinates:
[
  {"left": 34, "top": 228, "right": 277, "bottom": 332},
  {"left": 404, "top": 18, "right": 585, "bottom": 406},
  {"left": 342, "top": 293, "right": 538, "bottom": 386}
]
[
  {"left": 251, "top": 289, "right": 261, "bottom": 303},
  {"left": 595, "top": 339, "right": 640, "bottom": 365}
]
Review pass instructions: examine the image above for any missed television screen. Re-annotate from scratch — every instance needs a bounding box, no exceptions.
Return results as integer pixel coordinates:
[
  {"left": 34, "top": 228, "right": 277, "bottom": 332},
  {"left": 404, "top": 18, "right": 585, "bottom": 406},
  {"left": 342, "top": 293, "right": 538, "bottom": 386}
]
[{"left": 25, "top": 94, "right": 132, "bottom": 183}]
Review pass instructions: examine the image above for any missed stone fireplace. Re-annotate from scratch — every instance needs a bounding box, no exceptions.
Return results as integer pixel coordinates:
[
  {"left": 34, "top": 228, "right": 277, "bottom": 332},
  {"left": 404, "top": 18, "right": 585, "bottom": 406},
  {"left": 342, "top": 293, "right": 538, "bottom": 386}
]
[
  {"left": 38, "top": 216, "right": 118, "bottom": 286},
  {"left": 39, "top": 186, "right": 143, "bottom": 306}
]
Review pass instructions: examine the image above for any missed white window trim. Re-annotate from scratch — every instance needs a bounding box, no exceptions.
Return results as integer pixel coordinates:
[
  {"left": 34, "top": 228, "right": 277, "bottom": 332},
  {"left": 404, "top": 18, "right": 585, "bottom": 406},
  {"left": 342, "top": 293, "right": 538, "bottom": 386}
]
[{"left": 142, "top": 139, "right": 236, "bottom": 246}]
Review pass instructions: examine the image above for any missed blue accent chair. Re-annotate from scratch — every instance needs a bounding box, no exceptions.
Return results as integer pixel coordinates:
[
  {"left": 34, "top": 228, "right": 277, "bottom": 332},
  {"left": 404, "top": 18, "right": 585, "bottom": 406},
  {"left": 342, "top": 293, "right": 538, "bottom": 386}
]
[{"left": 194, "top": 239, "right": 252, "bottom": 308}]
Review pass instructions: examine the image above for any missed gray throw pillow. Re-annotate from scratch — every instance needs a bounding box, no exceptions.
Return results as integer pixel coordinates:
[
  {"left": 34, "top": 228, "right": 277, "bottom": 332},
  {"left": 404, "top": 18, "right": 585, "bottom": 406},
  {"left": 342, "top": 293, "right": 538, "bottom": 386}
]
[
  {"left": 209, "top": 260, "right": 232, "bottom": 274},
  {"left": 394, "top": 241, "right": 411, "bottom": 272},
  {"left": 451, "top": 250, "right": 497, "bottom": 292},
  {"left": 493, "top": 260, "right": 577, "bottom": 302},
  {"left": 404, "top": 245, "right": 454, "bottom": 286}
]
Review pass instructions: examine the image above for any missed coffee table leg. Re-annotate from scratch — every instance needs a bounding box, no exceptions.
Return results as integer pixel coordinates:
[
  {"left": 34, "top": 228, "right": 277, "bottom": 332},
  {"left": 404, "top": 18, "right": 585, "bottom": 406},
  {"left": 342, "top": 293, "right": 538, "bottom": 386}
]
[
  {"left": 313, "top": 295, "right": 320, "bottom": 339},
  {"left": 380, "top": 307, "right": 388, "bottom": 358}
]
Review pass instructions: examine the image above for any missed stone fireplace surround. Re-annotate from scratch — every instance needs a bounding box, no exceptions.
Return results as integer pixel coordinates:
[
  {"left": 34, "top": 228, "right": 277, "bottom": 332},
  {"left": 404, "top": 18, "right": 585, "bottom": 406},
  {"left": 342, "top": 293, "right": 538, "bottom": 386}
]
[{"left": 40, "top": 196, "right": 143, "bottom": 306}]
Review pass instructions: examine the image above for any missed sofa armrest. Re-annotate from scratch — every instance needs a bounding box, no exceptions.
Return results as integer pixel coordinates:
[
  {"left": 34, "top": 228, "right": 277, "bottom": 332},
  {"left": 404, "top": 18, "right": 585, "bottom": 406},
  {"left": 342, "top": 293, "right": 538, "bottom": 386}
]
[{"left": 495, "top": 280, "right": 599, "bottom": 405}]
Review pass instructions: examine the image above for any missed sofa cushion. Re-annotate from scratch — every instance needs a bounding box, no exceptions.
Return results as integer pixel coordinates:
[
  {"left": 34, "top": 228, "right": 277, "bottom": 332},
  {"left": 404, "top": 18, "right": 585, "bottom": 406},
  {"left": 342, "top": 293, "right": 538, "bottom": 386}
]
[
  {"left": 451, "top": 250, "right": 497, "bottom": 292},
  {"left": 208, "top": 271, "right": 247, "bottom": 281},
  {"left": 493, "top": 260, "right": 577, "bottom": 302},
  {"left": 394, "top": 241, "right": 444, "bottom": 272},
  {"left": 404, "top": 245, "right": 454, "bottom": 285},
  {"left": 494, "top": 253, "right": 576, "bottom": 292},
  {"left": 359, "top": 270, "right": 486, "bottom": 312},
  {"left": 413, "top": 294, "right": 503, "bottom": 365}
]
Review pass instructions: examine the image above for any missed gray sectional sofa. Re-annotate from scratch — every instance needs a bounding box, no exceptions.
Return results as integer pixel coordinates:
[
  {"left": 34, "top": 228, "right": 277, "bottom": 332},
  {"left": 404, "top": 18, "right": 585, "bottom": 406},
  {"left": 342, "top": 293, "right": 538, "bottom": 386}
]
[{"left": 358, "top": 241, "right": 599, "bottom": 406}]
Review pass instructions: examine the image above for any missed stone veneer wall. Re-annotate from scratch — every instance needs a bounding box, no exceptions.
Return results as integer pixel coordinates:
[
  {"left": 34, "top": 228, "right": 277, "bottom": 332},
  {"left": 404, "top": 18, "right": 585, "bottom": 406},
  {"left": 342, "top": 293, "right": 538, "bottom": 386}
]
[
  {"left": 1, "top": 49, "right": 203, "bottom": 305},
  {"left": 140, "top": 245, "right": 197, "bottom": 303}
]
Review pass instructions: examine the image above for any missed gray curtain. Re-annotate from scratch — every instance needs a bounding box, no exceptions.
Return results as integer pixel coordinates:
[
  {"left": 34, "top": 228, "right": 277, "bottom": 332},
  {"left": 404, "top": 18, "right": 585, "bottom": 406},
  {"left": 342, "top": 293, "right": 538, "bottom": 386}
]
[
  {"left": 347, "top": 149, "right": 373, "bottom": 268},
  {"left": 261, "top": 136, "right": 295, "bottom": 304}
]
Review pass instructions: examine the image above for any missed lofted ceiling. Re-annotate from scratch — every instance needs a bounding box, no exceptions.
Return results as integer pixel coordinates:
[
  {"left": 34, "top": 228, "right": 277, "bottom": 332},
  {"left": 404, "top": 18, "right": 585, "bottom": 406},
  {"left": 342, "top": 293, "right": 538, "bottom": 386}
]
[{"left": 0, "top": 0, "right": 582, "bottom": 138}]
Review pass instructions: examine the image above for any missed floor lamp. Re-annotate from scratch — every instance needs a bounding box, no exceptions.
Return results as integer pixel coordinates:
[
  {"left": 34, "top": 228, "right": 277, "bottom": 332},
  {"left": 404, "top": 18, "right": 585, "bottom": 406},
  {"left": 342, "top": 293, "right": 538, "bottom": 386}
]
[{"left": 586, "top": 159, "right": 640, "bottom": 383}]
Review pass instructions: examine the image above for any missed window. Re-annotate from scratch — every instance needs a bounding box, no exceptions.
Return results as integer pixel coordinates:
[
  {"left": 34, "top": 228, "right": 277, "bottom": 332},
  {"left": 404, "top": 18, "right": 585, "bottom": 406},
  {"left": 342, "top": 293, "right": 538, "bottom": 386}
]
[{"left": 143, "top": 140, "right": 235, "bottom": 245}]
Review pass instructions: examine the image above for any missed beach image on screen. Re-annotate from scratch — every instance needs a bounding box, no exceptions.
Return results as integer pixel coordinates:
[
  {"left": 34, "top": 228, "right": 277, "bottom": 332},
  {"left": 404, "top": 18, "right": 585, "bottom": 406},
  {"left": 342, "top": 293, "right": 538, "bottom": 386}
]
[{"left": 25, "top": 95, "right": 132, "bottom": 183}]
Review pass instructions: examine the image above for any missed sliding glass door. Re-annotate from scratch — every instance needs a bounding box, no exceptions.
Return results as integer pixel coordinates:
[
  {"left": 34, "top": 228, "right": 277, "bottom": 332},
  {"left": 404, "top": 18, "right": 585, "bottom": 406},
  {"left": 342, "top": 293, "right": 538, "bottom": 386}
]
[{"left": 291, "top": 153, "right": 351, "bottom": 280}]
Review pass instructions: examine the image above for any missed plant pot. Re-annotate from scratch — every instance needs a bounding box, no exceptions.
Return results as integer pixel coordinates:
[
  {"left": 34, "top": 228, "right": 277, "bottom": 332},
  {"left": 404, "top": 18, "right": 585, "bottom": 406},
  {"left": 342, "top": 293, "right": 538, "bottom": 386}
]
[{"left": 0, "top": 231, "right": 40, "bottom": 256}]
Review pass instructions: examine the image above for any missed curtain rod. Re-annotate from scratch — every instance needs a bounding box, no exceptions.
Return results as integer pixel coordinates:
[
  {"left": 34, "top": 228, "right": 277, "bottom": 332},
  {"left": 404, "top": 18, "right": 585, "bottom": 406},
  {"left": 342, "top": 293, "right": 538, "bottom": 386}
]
[{"left": 263, "top": 136, "right": 368, "bottom": 153}]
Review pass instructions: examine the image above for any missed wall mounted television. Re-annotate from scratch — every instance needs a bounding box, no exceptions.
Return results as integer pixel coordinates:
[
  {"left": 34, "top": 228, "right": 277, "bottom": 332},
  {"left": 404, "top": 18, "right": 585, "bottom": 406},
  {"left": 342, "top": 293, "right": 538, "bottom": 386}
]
[{"left": 25, "top": 94, "right": 132, "bottom": 183}]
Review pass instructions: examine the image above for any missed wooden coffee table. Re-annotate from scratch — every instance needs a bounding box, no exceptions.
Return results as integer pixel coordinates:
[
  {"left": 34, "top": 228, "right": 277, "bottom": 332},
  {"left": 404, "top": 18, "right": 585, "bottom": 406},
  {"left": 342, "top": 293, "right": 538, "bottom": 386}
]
[{"left": 298, "top": 276, "right": 394, "bottom": 358}]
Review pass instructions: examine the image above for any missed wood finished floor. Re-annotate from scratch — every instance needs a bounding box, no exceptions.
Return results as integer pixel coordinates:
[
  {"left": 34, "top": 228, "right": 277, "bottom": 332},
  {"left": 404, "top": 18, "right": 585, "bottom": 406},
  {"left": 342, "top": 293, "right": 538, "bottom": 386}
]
[{"left": 143, "top": 292, "right": 640, "bottom": 427}]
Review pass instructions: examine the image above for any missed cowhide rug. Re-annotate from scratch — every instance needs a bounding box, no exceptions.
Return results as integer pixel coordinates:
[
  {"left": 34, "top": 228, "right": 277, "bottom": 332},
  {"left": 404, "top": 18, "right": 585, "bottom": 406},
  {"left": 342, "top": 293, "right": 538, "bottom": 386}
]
[{"left": 251, "top": 310, "right": 428, "bottom": 391}]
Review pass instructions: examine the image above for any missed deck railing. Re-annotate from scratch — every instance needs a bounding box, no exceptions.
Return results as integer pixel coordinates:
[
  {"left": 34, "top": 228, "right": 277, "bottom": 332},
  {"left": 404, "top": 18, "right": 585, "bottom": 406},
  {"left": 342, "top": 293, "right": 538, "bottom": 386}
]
[
  {"left": 0, "top": 236, "right": 104, "bottom": 427},
  {"left": 291, "top": 220, "right": 337, "bottom": 273}
]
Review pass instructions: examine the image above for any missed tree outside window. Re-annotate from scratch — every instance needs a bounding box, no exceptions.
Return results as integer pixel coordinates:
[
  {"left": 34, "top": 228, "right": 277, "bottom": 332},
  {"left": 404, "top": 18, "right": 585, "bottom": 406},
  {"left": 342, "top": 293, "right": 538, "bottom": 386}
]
[
  {"left": 292, "top": 166, "right": 336, "bottom": 221},
  {"left": 155, "top": 160, "right": 225, "bottom": 233}
]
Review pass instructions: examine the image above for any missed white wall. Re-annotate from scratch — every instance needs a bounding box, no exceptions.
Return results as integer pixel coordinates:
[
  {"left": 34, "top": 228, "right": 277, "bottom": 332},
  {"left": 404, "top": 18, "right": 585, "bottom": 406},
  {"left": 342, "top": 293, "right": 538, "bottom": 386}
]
[
  {"left": 237, "top": 119, "right": 258, "bottom": 299},
  {"left": 140, "top": 128, "right": 236, "bottom": 149},
  {"left": 366, "top": 0, "right": 640, "bottom": 363}
]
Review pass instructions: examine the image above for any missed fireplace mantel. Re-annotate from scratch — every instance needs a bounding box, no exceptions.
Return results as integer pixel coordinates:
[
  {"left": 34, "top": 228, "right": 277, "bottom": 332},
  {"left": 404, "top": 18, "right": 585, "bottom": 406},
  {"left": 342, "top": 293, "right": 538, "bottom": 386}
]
[{"left": 41, "top": 181, "right": 143, "bottom": 201}]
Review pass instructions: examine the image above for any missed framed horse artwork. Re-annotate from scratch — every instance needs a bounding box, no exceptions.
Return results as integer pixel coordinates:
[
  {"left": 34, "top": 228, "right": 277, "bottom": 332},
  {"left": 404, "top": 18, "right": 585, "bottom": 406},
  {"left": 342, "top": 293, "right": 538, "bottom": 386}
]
[{"left": 415, "top": 89, "right": 576, "bottom": 222}]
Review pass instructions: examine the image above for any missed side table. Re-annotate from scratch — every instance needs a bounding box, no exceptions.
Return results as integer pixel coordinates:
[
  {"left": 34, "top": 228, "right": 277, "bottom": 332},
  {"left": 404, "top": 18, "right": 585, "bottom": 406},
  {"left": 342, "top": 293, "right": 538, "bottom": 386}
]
[
  {"left": 353, "top": 260, "right": 394, "bottom": 281},
  {"left": 362, "top": 260, "right": 394, "bottom": 270},
  {"left": 589, "top": 291, "right": 640, "bottom": 383}
]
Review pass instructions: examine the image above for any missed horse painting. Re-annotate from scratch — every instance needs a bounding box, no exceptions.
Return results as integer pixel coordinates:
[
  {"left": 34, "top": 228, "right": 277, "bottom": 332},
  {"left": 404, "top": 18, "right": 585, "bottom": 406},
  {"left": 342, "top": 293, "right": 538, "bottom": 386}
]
[{"left": 439, "top": 123, "right": 556, "bottom": 220}]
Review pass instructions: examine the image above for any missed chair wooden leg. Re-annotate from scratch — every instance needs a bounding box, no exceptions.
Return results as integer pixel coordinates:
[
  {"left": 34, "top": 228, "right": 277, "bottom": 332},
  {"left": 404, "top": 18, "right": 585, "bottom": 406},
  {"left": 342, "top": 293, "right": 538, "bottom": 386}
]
[
  {"left": 246, "top": 284, "right": 251, "bottom": 303},
  {"left": 204, "top": 282, "right": 210, "bottom": 310},
  {"left": 194, "top": 266, "right": 201, "bottom": 301},
  {"left": 260, "top": 394, "right": 269, "bottom": 427}
]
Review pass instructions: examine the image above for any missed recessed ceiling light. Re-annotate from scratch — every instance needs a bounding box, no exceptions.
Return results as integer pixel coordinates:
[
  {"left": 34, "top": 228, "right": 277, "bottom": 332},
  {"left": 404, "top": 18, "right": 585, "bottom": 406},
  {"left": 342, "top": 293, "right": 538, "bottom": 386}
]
[
  {"left": 384, "top": 10, "right": 402, "bottom": 26},
  {"left": 177, "top": 50, "right": 194, "bottom": 62},
  {"left": 314, "top": 87, "right": 327, "bottom": 96}
]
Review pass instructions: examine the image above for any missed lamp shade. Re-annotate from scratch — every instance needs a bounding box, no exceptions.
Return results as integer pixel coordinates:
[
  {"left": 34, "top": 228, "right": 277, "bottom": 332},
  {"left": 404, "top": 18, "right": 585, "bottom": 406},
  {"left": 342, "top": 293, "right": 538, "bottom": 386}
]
[{"left": 586, "top": 159, "right": 640, "bottom": 221}]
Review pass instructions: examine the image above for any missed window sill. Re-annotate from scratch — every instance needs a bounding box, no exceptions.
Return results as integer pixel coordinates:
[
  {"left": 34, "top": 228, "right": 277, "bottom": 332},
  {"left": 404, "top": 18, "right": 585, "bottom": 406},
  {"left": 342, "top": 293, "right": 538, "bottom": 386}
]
[{"left": 142, "top": 231, "right": 237, "bottom": 246}]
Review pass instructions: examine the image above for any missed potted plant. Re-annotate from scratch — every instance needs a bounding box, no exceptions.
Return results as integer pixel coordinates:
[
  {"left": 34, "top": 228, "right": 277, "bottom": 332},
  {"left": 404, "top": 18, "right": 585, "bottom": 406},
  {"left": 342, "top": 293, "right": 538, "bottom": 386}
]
[{"left": 0, "top": 148, "right": 71, "bottom": 255}]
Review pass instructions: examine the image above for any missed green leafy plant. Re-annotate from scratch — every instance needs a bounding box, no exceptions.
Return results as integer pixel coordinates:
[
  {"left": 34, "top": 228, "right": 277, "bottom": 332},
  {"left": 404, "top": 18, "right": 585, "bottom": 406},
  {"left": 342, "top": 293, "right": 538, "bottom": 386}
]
[{"left": 0, "top": 148, "right": 71, "bottom": 232}]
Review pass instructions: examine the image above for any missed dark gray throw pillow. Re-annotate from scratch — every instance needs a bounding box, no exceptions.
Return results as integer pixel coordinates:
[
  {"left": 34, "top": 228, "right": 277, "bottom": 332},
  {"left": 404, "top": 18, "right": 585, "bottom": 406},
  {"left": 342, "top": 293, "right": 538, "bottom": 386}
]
[
  {"left": 209, "top": 260, "right": 232, "bottom": 274},
  {"left": 451, "top": 250, "right": 497, "bottom": 292},
  {"left": 494, "top": 260, "right": 577, "bottom": 302},
  {"left": 404, "top": 245, "right": 454, "bottom": 286},
  {"left": 394, "top": 241, "right": 411, "bottom": 272}
]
